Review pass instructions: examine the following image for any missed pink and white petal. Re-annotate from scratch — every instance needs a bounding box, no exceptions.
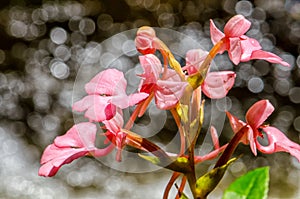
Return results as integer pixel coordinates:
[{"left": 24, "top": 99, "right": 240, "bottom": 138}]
[
  {"left": 257, "top": 126, "right": 300, "bottom": 162},
  {"left": 103, "top": 110, "right": 124, "bottom": 134},
  {"left": 248, "top": 50, "right": 290, "bottom": 67},
  {"left": 224, "top": 15, "right": 251, "bottom": 37},
  {"left": 73, "top": 95, "right": 115, "bottom": 122},
  {"left": 155, "top": 80, "right": 188, "bottom": 109},
  {"left": 202, "top": 71, "right": 236, "bottom": 99},
  {"left": 185, "top": 49, "right": 208, "bottom": 73},
  {"left": 210, "top": 19, "right": 225, "bottom": 45},
  {"left": 111, "top": 92, "right": 148, "bottom": 109},
  {"left": 239, "top": 36, "right": 262, "bottom": 61},
  {"left": 139, "top": 54, "right": 162, "bottom": 84},
  {"left": 85, "top": 69, "right": 127, "bottom": 95},
  {"left": 228, "top": 37, "right": 242, "bottom": 65},
  {"left": 54, "top": 122, "right": 97, "bottom": 148},
  {"left": 246, "top": 100, "right": 274, "bottom": 129}
]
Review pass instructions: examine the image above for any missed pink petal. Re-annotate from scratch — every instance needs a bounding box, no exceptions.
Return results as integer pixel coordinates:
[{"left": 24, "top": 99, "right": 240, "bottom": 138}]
[
  {"left": 246, "top": 100, "right": 274, "bottom": 129},
  {"left": 247, "top": 50, "right": 290, "bottom": 67},
  {"left": 155, "top": 77, "right": 188, "bottom": 109},
  {"left": 135, "top": 26, "right": 156, "bottom": 54},
  {"left": 202, "top": 71, "right": 236, "bottom": 99},
  {"left": 210, "top": 126, "right": 220, "bottom": 149},
  {"left": 39, "top": 144, "right": 88, "bottom": 177},
  {"left": 54, "top": 122, "right": 97, "bottom": 149},
  {"left": 224, "top": 15, "right": 251, "bottom": 37},
  {"left": 257, "top": 126, "right": 300, "bottom": 162},
  {"left": 139, "top": 54, "right": 162, "bottom": 84},
  {"left": 226, "top": 112, "right": 246, "bottom": 133},
  {"left": 184, "top": 49, "right": 208, "bottom": 74},
  {"left": 239, "top": 36, "right": 262, "bottom": 61},
  {"left": 73, "top": 95, "right": 115, "bottom": 122},
  {"left": 228, "top": 37, "right": 242, "bottom": 65},
  {"left": 111, "top": 92, "right": 148, "bottom": 109},
  {"left": 103, "top": 110, "right": 124, "bottom": 134},
  {"left": 85, "top": 69, "right": 127, "bottom": 95},
  {"left": 210, "top": 19, "right": 225, "bottom": 45}
]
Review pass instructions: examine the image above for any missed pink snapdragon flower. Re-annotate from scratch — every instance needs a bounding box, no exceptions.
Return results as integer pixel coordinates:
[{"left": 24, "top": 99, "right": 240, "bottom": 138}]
[
  {"left": 210, "top": 15, "right": 289, "bottom": 66},
  {"left": 73, "top": 69, "right": 148, "bottom": 122},
  {"left": 139, "top": 54, "right": 188, "bottom": 109},
  {"left": 226, "top": 100, "right": 300, "bottom": 161},
  {"left": 39, "top": 122, "right": 114, "bottom": 177},
  {"left": 184, "top": 49, "right": 236, "bottom": 99}
]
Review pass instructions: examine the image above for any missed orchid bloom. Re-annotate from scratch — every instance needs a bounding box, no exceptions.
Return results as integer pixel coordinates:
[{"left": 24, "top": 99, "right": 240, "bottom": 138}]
[
  {"left": 139, "top": 54, "right": 188, "bottom": 110},
  {"left": 210, "top": 15, "right": 289, "bottom": 66},
  {"left": 73, "top": 68, "right": 148, "bottom": 122},
  {"left": 39, "top": 122, "right": 114, "bottom": 177},
  {"left": 184, "top": 49, "right": 236, "bottom": 99},
  {"left": 226, "top": 100, "right": 300, "bottom": 161}
]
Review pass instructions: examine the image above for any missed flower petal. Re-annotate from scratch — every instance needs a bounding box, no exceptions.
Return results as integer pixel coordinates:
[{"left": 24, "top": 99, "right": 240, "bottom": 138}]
[
  {"left": 247, "top": 50, "right": 290, "bottom": 67},
  {"left": 257, "top": 126, "right": 300, "bottom": 162},
  {"left": 210, "top": 19, "right": 225, "bottom": 45},
  {"left": 239, "top": 36, "right": 262, "bottom": 61},
  {"left": 139, "top": 54, "right": 162, "bottom": 84},
  {"left": 202, "top": 71, "right": 236, "bottom": 99},
  {"left": 228, "top": 37, "right": 242, "bottom": 65},
  {"left": 85, "top": 69, "right": 127, "bottom": 95},
  {"left": 155, "top": 70, "right": 188, "bottom": 109},
  {"left": 224, "top": 15, "right": 251, "bottom": 37},
  {"left": 73, "top": 95, "right": 115, "bottom": 122},
  {"left": 184, "top": 49, "right": 208, "bottom": 75},
  {"left": 246, "top": 100, "right": 274, "bottom": 129},
  {"left": 39, "top": 144, "right": 88, "bottom": 177},
  {"left": 54, "top": 122, "right": 97, "bottom": 148}
]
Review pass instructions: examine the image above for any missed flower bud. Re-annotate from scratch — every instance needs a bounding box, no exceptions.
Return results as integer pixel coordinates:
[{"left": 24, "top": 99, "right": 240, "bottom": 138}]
[{"left": 135, "top": 26, "right": 156, "bottom": 54}]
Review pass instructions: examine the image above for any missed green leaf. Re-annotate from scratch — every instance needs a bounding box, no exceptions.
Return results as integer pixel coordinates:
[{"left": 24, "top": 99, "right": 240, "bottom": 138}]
[
  {"left": 222, "top": 167, "right": 269, "bottom": 199},
  {"left": 195, "top": 157, "right": 237, "bottom": 198}
]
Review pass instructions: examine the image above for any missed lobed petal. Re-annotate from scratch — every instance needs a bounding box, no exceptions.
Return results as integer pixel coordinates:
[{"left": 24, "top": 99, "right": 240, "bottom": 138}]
[
  {"left": 246, "top": 100, "right": 274, "bottom": 129},
  {"left": 224, "top": 15, "right": 251, "bottom": 37},
  {"left": 257, "top": 126, "right": 300, "bottom": 162},
  {"left": 202, "top": 71, "right": 236, "bottom": 99}
]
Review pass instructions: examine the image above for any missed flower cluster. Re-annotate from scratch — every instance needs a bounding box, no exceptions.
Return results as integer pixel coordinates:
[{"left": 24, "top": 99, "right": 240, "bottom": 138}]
[{"left": 39, "top": 14, "right": 299, "bottom": 199}]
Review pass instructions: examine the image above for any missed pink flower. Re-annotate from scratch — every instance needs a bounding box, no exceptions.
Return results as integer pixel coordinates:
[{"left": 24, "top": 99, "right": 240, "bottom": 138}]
[
  {"left": 73, "top": 69, "right": 148, "bottom": 122},
  {"left": 135, "top": 26, "right": 157, "bottom": 54},
  {"left": 210, "top": 15, "right": 289, "bottom": 66},
  {"left": 226, "top": 100, "right": 300, "bottom": 161},
  {"left": 184, "top": 49, "right": 236, "bottom": 99},
  {"left": 39, "top": 122, "right": 114, "bottom": 177},
  {"left": 139, "top": 54, "right": 188, "bottom": 109}
]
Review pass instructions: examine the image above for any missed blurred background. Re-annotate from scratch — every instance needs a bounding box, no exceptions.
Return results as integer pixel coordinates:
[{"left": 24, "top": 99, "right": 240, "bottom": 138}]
[{"left": 0, "top": 0, "right": 300, "bottom": 198}]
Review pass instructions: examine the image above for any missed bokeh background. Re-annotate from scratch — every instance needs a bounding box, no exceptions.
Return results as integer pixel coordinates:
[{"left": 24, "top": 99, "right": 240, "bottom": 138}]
[{"left": 0, "top": 0, "right": 300, "bottom": 198}]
